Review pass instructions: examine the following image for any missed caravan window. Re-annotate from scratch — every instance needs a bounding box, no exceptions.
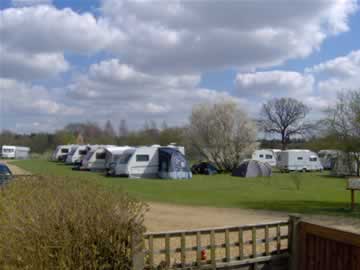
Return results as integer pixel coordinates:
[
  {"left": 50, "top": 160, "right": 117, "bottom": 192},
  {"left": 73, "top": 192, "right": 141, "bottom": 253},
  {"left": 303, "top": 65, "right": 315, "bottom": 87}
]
[
  {"left": 3, "top": 148, "right": 14, "bottom": 153},
  {"left": 310, "top": 157, "right": 317, "bottom": 162},
  {"left": 265, "top": 154, "right": 273, "bottom": 159},
  {"left": 259, "top": 154, "right": 264, "bottom": 158},
  {"left": 61, "top": 149, "right": 69, "bottom": 153},
  {"left": 96, "top": 152, "right": 106, "bottom": 159},
  {"left": 297, "top": 157, "right": 303, "bottom": 160},
  {"left": 119, "top": 153, "right": 133, "bottom": 164},
  {"left": 136, "top": 155, "right": 149, "bottom": 162},
  {"left": 79, "top": 150, "right": 87, "bottom": 155}
]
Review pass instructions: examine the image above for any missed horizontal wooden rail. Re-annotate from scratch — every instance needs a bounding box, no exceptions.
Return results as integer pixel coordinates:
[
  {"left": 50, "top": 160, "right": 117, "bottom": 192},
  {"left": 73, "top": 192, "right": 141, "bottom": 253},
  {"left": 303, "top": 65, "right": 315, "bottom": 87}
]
[{"left": 141, "top": 220, "right": 290, "bottom": 269}]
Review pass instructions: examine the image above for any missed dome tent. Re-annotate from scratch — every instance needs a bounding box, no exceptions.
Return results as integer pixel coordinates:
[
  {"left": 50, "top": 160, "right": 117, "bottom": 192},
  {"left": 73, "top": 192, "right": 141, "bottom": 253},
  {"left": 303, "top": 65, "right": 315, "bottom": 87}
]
[
  {"left": 158, "top": 147, "right": 192, "bottom": 179},
  {"left": 232, "top": 160, "right": 272, "bottom": 178}
]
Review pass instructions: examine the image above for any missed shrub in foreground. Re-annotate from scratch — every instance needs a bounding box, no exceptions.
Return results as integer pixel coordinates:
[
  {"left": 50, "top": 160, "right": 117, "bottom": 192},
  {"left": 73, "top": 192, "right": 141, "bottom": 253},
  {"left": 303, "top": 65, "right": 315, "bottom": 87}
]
[{"left": 0, "top": 176, "right": 146, "bottom": 270}]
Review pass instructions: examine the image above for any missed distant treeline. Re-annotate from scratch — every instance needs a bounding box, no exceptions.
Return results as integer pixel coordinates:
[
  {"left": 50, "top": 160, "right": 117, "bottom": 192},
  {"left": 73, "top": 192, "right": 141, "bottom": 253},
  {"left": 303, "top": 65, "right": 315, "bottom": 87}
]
[
  {"left": 0, "top": 119, "right": 310, "bottom": 156},
  {"left": 0, "top": 120, "right": 186, "bottom": 154}
]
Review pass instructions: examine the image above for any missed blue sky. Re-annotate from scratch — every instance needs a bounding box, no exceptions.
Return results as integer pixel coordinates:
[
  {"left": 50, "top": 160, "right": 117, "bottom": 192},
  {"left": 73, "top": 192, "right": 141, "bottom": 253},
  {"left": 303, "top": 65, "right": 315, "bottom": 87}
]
[{"left": 0, "top": 0, "right": 360, "bottom": 133}]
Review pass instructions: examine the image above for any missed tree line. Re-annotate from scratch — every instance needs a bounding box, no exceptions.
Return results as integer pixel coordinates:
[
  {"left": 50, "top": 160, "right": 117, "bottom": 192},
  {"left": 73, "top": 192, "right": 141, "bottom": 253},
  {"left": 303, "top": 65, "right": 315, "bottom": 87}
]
[{"left": 1, "top": 90, "right": 359, "bottom": 174}]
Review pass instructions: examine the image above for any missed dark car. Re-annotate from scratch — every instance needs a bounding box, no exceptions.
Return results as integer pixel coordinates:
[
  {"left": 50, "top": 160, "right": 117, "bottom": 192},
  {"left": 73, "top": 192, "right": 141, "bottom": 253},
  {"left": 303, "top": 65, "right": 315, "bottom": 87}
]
[
  {"left": 0, "top": 163, "right": 13, "bottom": 185},
  {"left": 191, "top": 162, "right": 218, "bottom": 175}
]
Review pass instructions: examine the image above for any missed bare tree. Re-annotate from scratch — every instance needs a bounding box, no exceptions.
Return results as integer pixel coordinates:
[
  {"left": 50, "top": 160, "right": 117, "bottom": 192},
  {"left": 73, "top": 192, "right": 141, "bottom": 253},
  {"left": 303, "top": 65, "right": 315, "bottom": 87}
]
[
  {"left": 118, "top": 119, "right": 129, "bottom": 137},
  {"left": 323, "top": 90, "right": 360, "bottom": 176},
  {"left": 104, "top": 120, "right": 116, "bottom": 137},
  {"left": 187, "top": 100, "right": 258, "bottom": 171},
  {"left": 259, "top": 97, "right": 311, "bottom": 150}
]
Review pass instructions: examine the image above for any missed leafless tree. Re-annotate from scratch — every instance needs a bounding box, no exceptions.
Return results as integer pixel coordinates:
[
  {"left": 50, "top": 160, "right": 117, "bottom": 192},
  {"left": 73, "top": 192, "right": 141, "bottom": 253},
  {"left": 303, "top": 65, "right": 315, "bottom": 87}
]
[
  {"left": 187, "top": 100, "right": 258, "bottom": 171},
  {"left": 323, "top": 90, "right": 360, "bottom": 176},
  {"left": 259, "top": 98, "right": 311, "bottom": 150}
]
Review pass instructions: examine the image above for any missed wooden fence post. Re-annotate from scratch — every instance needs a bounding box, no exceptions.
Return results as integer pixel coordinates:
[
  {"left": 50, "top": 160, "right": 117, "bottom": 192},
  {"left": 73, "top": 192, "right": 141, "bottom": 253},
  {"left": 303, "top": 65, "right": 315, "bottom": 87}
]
[
  {"left": 132, "top": 231, "right": 145, "bottom": 270},
  {"left": 288, "top": 214, "right": 301, "bottom": 270}
]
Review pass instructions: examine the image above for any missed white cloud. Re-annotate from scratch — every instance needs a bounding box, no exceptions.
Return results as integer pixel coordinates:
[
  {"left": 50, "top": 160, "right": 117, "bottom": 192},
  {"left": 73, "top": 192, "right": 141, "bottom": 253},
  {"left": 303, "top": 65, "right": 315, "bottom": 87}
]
[
  {"left": 65, "top": 59, "right": 244, "bottom": 126},
  {"left": 235, "top": 71, "right": 314, "bottom": 98},
  {"left": 0, "top": 46, "right": 69, "bottom": 80},
  {"left": 307, "top": 50, "right": 360, "bottom": 94},
  {"left": 306, "top": 50, "right": 360, "bottom": 78},
  {"left": 0, "top": 5, "right": 124, "bottom": 55},
  {"left": 11, "top": 0, "right": 52, "bottom": 7},
  {"left": 102, "top": 0, "right": 357, "bottom": 73}
]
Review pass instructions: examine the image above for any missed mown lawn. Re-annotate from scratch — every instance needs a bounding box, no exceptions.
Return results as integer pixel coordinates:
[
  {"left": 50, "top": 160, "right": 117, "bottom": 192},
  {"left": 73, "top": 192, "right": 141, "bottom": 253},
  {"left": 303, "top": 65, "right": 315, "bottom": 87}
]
[{"left": 12, "top": 159, "right": 360, "bottom": 218}]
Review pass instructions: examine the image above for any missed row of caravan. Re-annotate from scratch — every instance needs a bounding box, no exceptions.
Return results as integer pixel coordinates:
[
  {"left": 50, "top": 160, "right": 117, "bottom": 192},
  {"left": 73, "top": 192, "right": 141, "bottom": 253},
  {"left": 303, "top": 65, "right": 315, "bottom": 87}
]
[
  {"left": 1, "top": 145, "right": 31, "bottom": 159},
  {"left": 252, "top": 149, "right": 324, "bottom": 172},
  {"left": 51, "top": 144, "right": 192, "bottom": 179}
]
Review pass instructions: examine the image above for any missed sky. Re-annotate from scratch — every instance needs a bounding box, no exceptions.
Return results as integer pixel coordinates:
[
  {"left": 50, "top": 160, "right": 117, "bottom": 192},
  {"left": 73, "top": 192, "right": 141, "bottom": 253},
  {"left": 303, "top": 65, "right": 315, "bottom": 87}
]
[{"left": 0, "top": 0, "right": 360, "bottom": 133}]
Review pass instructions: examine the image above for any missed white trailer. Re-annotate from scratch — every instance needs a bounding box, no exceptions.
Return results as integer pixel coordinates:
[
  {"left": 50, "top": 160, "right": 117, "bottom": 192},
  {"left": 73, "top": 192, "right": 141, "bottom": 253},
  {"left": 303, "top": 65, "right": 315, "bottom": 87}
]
[
  {"left": 81, "top": 145, "right": 115, "bottom": 171},
  {"left": 104, "top": 146, "right": 134, "bottom": 172},
  {"left": 65, "top": 145, "right": 89, "bottom": 165},
  {"left": 252, "top": 149, "right": 281, "bottom": 167},
  {"left": 51, "top": 145, "right": 74, "bottom": 161},
  {"left": 1, "top": 145, "right": 30, "bottom": 159},
  {"left": 277, "top": 149, "right": 323, "bottom": 172},
  {"left": 109, "top": 145, "right": 186, "bottom": 178}
]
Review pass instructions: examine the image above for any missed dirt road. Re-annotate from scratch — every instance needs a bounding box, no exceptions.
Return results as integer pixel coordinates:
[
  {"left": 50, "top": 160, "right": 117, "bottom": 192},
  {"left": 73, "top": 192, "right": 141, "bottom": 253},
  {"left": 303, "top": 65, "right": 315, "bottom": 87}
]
[
  {"left": 0, "top": 160, "right": 31, "bottom": 175},
  {"left": 146, "top": 202, "right": 360, "bottom": 233}
]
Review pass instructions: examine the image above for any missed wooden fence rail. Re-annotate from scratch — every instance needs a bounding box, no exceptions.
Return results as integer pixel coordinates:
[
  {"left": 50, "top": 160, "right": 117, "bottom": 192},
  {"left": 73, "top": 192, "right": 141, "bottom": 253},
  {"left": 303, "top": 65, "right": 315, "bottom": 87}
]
[{"left": 135, "top": 219, "right": 292, "bottom": 270}]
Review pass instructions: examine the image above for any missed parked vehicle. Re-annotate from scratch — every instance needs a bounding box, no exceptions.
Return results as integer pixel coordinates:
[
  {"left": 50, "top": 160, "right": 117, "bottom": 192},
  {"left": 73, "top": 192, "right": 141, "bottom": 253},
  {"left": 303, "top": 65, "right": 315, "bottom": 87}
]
[
  {"left": 1, "top": 145, "right": 30, "bottom": 159},
  {"left": 252, "top": 149, "right": 281, "bottom": 167},
  {"left": 65, "top": 145, "right": 89, "bottom": 165},
  {"left": 277, "top": 150, "right": 323, "bottom": 172},
  {"left": 81, "top": 145, "right": 114, "bottom": 171},
  {"left": 318, "top": 150, "right": 339, "bottom": 170},
  {"left": 108, "top": 145, "right": 191, "bottom": 179},
  {"left": 0, "top": 163, "right": 13, "bottom": 185},
  {"left": 51, "top": 145, "right": 74, "bottom": 161},
  {"left": 191, "top": 162, "right": 218, "bottom": 175},
  {"left": 104, "top": 146, "right": 134, "bottom": 173}
]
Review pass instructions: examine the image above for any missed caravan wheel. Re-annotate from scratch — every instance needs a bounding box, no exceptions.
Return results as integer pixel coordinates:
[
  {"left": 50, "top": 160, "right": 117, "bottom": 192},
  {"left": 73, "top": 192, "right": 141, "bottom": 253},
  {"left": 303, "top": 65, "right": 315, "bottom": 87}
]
[{"left": 302, "top": 168, "right": 307, "bottom": 173}]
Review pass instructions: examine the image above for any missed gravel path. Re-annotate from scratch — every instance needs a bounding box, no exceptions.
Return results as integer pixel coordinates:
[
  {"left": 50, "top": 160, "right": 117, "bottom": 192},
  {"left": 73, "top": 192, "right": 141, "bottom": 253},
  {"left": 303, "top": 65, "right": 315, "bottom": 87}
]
[
  {"left": 0, "top": 160, "right": 31, "bottom": 175},
  {"left": 146, "top": 202, "right": 360, "bottom": 233}
]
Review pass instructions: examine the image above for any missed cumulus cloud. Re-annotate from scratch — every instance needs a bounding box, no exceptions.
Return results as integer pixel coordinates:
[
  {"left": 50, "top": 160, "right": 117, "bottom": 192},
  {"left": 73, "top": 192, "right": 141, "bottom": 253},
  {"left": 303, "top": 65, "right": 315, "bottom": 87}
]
[
  {"left": 0, "top": 5, "right": 124, "bottom": 54},
  {"left": 306, "top": 50, "right": 360, "bottom": 94},
  {"left": 0, "top": 46, "right": 69, "bottom": 80},
  {"left": 65, "top": 59, "right": 245, "bottom": 125},
  {"left": 102, "top": 0, "right": 357, "bottom": 73},
  {"left": 235, "top": 71, "right": 314, "bottom": 98}
]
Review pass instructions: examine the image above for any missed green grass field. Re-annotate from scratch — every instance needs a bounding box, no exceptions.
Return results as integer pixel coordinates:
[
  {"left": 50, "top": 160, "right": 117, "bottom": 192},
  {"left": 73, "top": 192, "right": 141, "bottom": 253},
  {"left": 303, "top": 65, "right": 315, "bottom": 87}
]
[{"left": 11, "top": 159, "right": 360, "bottom": 218}]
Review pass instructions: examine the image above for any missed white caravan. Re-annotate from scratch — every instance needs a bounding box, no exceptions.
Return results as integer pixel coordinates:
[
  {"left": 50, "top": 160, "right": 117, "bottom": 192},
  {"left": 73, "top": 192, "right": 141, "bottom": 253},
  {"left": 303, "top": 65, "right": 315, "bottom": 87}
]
[
  {"left": 81, "top": 145, "right": 115, "bottom": 171},
  {"left": 65, "top": 145, "right": 89, "bottom": 165},
  {"left": 104, "top": 146, "right": 134, "bottom": 172},
  {"left": 277, "top": 149, "right": 323, "bottom": 172},
  {"left": 252, "top": 149, "right": 281, "bottom": 167},
  {"left": 1, "top": 145, "right": 30, "bottom": 159},
  {"left": 51, "top": 145, "right": 74, "bottom": 161},
  {"left": 109, "top": 145, "right": 185, "bottom": 178}
]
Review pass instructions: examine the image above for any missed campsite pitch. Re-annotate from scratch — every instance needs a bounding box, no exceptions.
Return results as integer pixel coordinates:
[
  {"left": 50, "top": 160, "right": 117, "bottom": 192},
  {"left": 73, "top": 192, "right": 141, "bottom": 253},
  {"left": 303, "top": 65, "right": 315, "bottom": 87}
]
[{"left": 12, "top": 160, "right": 360, "bottom": 219}]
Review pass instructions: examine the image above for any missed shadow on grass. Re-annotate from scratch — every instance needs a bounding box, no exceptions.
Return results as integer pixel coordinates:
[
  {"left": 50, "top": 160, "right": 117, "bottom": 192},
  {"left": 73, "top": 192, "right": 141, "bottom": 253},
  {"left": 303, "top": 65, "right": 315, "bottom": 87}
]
[{"left": 241, "top": 200, "right": 360, "bottom": 218}]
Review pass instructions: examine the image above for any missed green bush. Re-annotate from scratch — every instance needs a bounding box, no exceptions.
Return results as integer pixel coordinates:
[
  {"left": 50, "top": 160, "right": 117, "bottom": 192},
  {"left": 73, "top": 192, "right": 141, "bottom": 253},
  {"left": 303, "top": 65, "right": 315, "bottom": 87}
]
[{"left": 0, "top": 176, "right": 146, "bottom": 270}]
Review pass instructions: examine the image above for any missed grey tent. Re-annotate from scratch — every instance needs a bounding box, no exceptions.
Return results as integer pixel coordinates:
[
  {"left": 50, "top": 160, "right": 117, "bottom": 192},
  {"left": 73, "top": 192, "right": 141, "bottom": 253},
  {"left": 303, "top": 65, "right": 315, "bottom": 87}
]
[
  {"left": 232, "top": 160, "right": 272, "bottom": 178},
  {"left": 158, "top": 147, "right": 192, "bottom": 179}
]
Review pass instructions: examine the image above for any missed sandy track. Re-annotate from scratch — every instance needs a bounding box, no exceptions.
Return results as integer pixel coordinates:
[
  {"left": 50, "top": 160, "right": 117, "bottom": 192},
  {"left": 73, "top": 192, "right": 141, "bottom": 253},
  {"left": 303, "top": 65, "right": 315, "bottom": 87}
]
[
  {"left": 0, "top": 160, "right": 31, "bottom": 175},
  {"left": 145, "top": 202, "right": 360, "bottom": 233}
]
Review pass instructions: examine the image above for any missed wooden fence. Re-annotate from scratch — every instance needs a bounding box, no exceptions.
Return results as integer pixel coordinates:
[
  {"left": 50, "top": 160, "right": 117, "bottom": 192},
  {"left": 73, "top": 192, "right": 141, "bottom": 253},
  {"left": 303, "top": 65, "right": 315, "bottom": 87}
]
[
  {"left": 133, "top": 218, "right": 294, "bottom": 270},
  {"left": 297, "top": 221, "right": 360, "bottom": 270}
]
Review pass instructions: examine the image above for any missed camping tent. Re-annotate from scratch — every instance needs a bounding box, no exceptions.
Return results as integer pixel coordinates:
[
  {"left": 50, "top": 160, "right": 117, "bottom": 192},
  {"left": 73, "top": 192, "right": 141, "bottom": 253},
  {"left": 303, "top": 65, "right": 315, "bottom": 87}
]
[
  {"left": 232, "top": 160, "right": 272, "bottom": 178},
  {"left": 158, "top": 147, "right": 192, "bottom": 179}
]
